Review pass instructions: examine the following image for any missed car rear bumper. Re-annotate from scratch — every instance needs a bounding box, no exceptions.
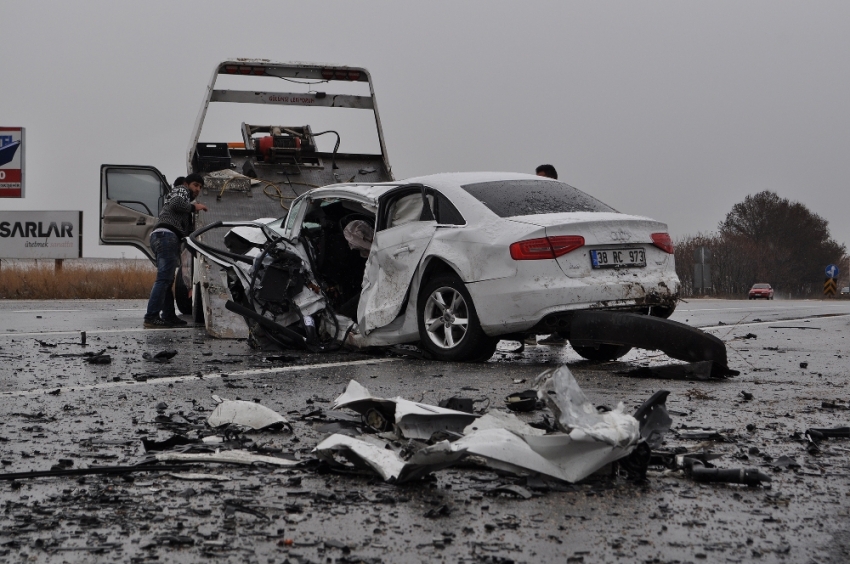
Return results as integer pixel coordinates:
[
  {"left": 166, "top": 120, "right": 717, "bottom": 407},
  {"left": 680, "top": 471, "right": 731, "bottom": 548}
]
[{"left": 467, "top": 271, "right": 680, "bottom": 336}]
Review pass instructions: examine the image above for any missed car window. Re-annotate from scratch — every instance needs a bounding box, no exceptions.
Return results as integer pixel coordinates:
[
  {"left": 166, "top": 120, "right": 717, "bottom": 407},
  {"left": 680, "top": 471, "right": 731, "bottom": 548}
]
[
  {"left": 284, "top": 197, "right": 305, "bottom": 233},
  {"left": 426, "top": 188, "right": 465, "bottom": 226},
  {"left": 106, "top": 168, "right": 165, "bottom": 216},
  {"left": 378, "top": 187, "right": 435, "bottom": 231},
  {"left": 389, "top": 193, "right": 423, "bottom": 227},
  {"left": 461, "top": 179, "right": 616, "bottom": 217}
]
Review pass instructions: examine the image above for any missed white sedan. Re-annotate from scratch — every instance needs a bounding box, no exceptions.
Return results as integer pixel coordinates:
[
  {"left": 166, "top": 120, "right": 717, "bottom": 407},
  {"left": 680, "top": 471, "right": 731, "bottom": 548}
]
[{"left": 189, "top": 172, "right": 680, "bottom": 362}]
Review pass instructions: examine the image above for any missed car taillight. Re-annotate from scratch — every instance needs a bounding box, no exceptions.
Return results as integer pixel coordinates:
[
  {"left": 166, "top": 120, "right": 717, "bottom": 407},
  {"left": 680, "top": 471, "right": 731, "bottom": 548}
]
[
  {"left": 651, "top": 232, "right": 674, "bottom": 254},
  {"left": 510, "top": 236, "right": 584, "bottom": 260}
]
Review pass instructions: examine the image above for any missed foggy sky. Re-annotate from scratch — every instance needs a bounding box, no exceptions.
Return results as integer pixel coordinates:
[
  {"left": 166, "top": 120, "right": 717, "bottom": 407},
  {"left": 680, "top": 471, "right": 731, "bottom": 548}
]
[{"left": 2, "top": 1, "right": 849, "bottom": 261}]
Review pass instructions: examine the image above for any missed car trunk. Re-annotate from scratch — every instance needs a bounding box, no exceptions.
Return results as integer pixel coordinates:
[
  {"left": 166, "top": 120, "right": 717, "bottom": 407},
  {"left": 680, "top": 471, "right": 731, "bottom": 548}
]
[{"left": 507, "top": 212, "right": 672, "bottom": 279}]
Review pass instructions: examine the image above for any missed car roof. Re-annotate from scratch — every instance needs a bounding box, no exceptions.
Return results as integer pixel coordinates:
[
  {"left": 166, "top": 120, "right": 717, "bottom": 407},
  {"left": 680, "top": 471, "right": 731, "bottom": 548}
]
[{"left": 307, "top": 171, "right": 553, "bottom": 205}]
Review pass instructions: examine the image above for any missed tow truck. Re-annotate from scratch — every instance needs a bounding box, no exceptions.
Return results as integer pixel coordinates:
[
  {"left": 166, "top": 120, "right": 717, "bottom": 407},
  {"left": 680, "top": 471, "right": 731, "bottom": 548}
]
[{"left": 99, "top": 59, "right": 393, "bottom": 337}]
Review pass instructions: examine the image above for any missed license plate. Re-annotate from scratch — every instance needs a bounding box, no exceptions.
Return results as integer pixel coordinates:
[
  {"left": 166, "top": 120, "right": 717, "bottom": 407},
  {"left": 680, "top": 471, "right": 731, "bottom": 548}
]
[{"left": 591, "top": 248, "right": 646, "bottom": 268}]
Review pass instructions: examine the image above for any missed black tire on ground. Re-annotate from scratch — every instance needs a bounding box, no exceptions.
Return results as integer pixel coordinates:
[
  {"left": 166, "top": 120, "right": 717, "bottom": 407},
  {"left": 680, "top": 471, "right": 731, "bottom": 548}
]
[
  {"left": 192, "top": 282, "right": 205, "bottom": 324},
  {"left": 569, "top": 342, "right": 633, "bottom": 362},
  {"left": 174, "top": 267, "right": 192, "bottom": 315},
  {"left": 417, "top": 273, "right": 498, "bottom": 362}
]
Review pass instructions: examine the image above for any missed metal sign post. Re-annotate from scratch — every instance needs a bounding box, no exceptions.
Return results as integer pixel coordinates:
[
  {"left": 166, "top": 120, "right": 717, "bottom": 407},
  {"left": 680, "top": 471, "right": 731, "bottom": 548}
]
[{"left": 693, "top": 247, "right": 712, "bottom": 294}]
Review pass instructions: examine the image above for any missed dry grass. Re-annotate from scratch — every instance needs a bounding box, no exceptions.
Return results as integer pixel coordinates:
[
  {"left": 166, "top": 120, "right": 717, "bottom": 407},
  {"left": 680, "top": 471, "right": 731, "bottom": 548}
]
[{"left": 0, "top": 262, "right": 156, "bottom": 299}]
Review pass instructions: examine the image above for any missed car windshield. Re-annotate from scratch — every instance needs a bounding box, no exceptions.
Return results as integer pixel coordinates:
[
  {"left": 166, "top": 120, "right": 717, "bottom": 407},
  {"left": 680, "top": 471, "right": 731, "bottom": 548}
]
[
  {"left": 752, "top": 284, "right": 771, "bottom": 289},
  {"left": 461, "top": 179, "right": 616, "bottom": 218}
]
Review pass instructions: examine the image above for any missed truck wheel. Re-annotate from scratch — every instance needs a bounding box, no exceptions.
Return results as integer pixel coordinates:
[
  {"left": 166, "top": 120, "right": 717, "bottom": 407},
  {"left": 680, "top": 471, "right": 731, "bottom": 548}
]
[
  {"left": 417, "top": 274, "right": 497, "bottom": 362},
  {"left": 174, "top": 267, "right": 192, "bottom": 315},
  {"left": 569, "top": 341, "right": 633, "bottom": 362},
  {"left": 192, "top": 282, "right": 205, "bottom": 324}
]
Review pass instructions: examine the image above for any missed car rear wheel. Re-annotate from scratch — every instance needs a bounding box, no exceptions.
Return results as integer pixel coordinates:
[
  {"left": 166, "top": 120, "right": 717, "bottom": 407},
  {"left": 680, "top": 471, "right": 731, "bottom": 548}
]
[
  {"left": 569, "top": 341, "right": 633, "bottom": 362},
  {"left": 417, "top": 274, "right": 497, "bottom": 362}
]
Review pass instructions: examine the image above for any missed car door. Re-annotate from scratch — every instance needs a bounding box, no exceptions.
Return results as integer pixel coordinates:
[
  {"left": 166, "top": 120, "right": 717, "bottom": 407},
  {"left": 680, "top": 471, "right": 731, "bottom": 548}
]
[
  {"left": 358, "top": 185, "right": 438, "bottom": 333},
  {"left": 100, "top": 165, "right": 169, "bottom": 261}
]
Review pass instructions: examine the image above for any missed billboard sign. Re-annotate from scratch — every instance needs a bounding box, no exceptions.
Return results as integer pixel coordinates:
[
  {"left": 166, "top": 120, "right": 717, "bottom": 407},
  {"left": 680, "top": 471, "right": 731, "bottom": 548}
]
[
  {"left": 0, "top": 211, "right": 82, "bottom": 259},
  {"left": 0, "top": 127, "right": 25, "bottom": 198}
]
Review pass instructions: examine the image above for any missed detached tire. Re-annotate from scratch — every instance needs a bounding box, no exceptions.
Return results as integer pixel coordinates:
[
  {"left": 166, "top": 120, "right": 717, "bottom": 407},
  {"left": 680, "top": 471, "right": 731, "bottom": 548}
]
[
  {"left": 570, "top": 342, "right": 633, "bottom": 362},
  {"left": 417, "top": 274, "right": 497, "bottom": 362}
]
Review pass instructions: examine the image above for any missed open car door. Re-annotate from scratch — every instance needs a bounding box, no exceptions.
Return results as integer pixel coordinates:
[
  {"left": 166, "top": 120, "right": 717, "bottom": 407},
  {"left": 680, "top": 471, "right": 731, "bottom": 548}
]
[
  {"left": 358, "top": 185, "right": 437, "bottom": 334},
  {"left": 99, "top": 165, "right": 169, "bottom": 261}
]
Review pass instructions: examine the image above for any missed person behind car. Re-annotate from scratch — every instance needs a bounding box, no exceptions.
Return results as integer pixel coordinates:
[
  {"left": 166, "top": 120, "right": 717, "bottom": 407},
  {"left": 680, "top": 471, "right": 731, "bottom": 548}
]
[
  {"left": 535, "top": 164, "right": 558, "bottom": 179},
  {"left": 143, "top": 173, "right": 208, "bottom": 328}
]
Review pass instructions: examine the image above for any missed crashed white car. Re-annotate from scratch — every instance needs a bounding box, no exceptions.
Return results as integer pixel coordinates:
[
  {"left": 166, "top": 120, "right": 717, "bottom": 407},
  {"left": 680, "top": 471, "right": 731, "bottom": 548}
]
[{"left": 189, "top": 172, "right": 680, "bottom": 361}]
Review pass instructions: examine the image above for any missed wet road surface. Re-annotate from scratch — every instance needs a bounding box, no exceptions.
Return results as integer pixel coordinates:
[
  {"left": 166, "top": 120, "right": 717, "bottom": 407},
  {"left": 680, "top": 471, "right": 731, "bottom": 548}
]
[{"left": 1, "top": 298, "right": 849, "bottom": 563}]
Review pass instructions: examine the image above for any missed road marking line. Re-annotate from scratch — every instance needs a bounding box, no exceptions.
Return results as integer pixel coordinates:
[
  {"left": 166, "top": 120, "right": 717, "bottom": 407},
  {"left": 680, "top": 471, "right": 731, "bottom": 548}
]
[
  {"left": 10, "top": 310, "right": 82, "bottom": 313},
  {"left": 0, "top": 327, "right": 199, "bottom": 338},
  {"left": 678, "top": 305, "right": 850, "bottom": 312},
  {"left": 0, "top": 358, "right": 397, "bottom": 398},
  {"left": 700, "top": 313, "right": 850, "bottom": 331}
]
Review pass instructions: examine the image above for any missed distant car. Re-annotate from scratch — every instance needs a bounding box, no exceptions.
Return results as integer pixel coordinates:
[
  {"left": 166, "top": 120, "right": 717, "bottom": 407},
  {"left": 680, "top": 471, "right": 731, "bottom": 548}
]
[
  {"left": 841, "top": 286, "right": 850, "bottom": 296},
  {"left": 190, "top": 172, "right": 681, "bottom": 361},
  {"left": 748, "top": 283, "right": 774, "bottom": 300}
]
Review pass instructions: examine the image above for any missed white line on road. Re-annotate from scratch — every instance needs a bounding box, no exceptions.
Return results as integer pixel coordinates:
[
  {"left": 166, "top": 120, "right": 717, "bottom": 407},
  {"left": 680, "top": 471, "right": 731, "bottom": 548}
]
[
  {"left": 700, "top": 313, "right": 850, "bottom": 331},
  {"left": 678, "top": 305, "right": 850, "bottom": 313},
  {"left": 0, "top": 327, "right": 198, "bottom": 338},
  {"left": 0, "top": 358, "right": 397, "bottom": 398},
  {"left": 11, "top": 310, "right": 82, "bottom": 313}
]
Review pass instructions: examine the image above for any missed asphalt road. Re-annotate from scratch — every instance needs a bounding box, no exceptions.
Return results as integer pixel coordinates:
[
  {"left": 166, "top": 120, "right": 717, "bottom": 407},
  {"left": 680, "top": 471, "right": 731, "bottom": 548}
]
[{"left": 1, "top": 298, "right": 849, "bottom": 563}]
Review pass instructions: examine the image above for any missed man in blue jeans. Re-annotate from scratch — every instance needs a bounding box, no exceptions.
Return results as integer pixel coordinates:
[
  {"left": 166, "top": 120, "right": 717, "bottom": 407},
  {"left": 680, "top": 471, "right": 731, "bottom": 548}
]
[{"left": 144, "top": 173, "right": 208, "bottom": 328}]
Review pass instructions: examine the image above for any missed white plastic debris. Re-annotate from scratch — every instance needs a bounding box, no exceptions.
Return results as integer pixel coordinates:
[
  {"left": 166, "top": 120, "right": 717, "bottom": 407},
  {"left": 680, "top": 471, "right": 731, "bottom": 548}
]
[
  {"left": 454, "top": 428, "right": 634, "bottom": 483},
  {"left": 207, "top": 399, "right": 288, "bottom": 430},
  {"left": 314, "top": 434, "right": 466, "bottom": 483},
  {"left": 462, "top": 410, "right": 546, "bottom": 437},
  {"left": 154, "top": 450, "right": 299, "bottom": 467},
  {"left": 449, "top": 366, "right": 640, "bottom": 482},
  {"left": 332, "top": 380, "right": 478, "bottom": 440},
  {"left": 324, "top": 368, "right": 640, "bottom": 484},
  {"left": 167, "top": 473, "right": 232, "bottom": 482},
  {"left": 535, "top": 365, "right": 640, "bottom": 447}
]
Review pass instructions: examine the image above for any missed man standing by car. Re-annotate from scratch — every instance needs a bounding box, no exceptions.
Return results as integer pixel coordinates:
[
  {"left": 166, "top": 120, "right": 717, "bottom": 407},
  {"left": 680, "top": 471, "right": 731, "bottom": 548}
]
[
  {"left": 143, "top": 173, "right": 208, "bottom": 328},
  {"left": 536, "top": 164, "right": 558, "bottom": 180}
]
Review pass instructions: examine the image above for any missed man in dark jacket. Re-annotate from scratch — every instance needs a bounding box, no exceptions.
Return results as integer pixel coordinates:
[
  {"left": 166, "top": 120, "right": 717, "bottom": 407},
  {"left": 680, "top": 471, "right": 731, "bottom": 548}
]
[{"left": 144, "top": 173, "right": 208, "bottom": 328}]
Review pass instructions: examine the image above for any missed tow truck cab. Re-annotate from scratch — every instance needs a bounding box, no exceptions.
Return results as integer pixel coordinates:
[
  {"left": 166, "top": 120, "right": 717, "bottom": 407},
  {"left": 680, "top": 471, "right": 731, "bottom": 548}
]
[{"left": 99, "top": 59, "right": 393, "bottom": 336}]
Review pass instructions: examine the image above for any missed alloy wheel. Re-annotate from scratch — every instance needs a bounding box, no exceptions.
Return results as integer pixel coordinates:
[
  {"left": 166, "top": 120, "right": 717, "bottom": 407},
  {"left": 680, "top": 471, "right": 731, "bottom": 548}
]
[{"left": 423, "top": 286, "right": 469, "bottom": 349}]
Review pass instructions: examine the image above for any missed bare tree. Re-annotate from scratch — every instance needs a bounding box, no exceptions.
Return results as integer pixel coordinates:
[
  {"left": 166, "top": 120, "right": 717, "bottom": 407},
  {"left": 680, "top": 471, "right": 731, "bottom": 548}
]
[{"left": 676, "top": 191, "right": 845, "bottom": 298}]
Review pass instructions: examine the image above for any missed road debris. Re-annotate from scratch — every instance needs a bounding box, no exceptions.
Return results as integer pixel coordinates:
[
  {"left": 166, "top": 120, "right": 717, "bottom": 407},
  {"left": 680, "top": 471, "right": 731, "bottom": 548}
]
[
  {"left": 332, "top": 380, "right": 478, "bottom": 440},
  {"left": 207, "top": 399, "right": 291, "bottom": 431},
  {"left": 142, "top": 349, "right": 178, "bottom": 363},
  {"left": 568, "top": 311, "right": 739, "bottom": 377},
  {"left": 505, "top": 389, "right": 539, "bottom": 412},
  {"left": 620, "top": 360, "right": 726, "bottom": 381},
  {"left": 153, "top": 450, "right": 299, "bottom": 467},
  {"left": 686, "top": 459, "right": 772, "bottom": 486},
  {"left": 319, "top": 366, "right": 641, "bottom": 484}
]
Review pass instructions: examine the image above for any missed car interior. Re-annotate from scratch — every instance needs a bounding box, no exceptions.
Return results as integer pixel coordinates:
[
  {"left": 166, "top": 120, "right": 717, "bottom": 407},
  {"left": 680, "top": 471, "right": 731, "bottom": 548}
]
[{"left": 300, "top": 198, "right": 376, "bottom": 318}]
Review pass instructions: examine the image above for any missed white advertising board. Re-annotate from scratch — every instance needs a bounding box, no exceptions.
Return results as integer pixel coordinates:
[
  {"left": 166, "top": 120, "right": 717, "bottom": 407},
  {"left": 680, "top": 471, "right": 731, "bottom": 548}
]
[
  {"left": 0, "top": 211, "right": 82, "bottom": 259},
  {"left": 0, "top": 127, "right": 25, "bottom": 198}
]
